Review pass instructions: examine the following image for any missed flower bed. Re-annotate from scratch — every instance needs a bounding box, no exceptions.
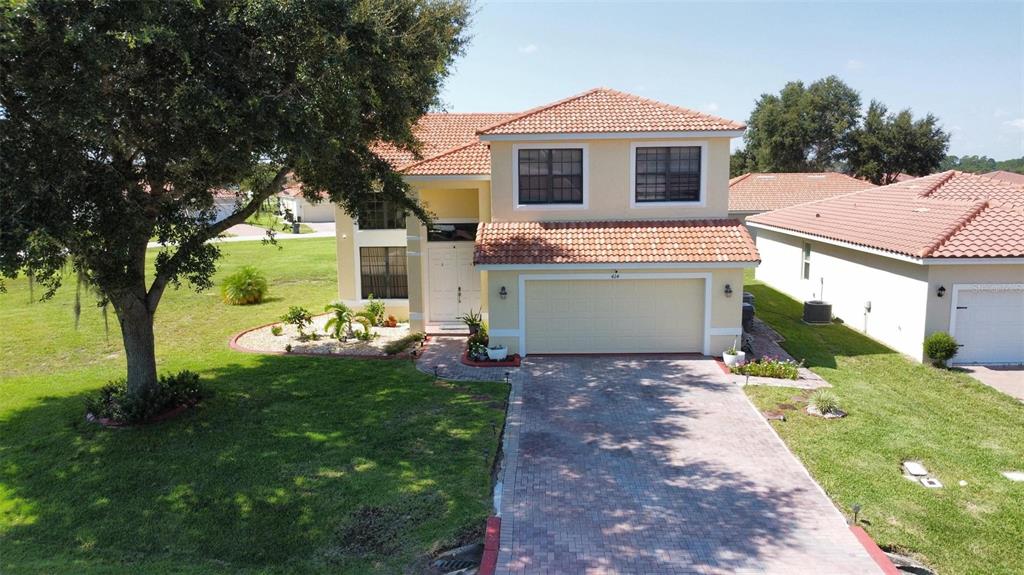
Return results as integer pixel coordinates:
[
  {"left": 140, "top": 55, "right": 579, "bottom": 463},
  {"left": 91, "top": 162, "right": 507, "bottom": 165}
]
[
  {"left": 460, "top": 350, "right": 521, "bottom": 368},
  {"left": 731, "top": 356, "right": 801, "bottom": 380},
  {"left": 232, "top": 313, "right": 414, "bottom": 357}
]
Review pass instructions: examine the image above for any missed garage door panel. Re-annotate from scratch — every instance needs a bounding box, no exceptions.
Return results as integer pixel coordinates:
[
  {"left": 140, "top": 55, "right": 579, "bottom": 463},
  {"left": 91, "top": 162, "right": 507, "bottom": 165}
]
[
  {"left": 524, "top": 278, "right": 704, "bottom": 354},
  {"left": 954, "top": 286, "right": 1024, "bottom": 364}
]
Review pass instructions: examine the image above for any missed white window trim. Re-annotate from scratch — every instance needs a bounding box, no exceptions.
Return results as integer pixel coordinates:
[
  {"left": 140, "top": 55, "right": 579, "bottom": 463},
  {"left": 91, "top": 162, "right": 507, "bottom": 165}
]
[
  {"left": 516, "top": 272, "right": 713, "bottom": 356},
  {"left": 480, "top": 130, "right": 745, "bottom": 141},
  {"left": 629, "top": 140, "right": 708, "bottom": 208},
  {"left": 512, "top": 142, "right": 589, "bottom": 211},
  {"left": 801, "top": 242, "right": 812, "bottom": 280}
]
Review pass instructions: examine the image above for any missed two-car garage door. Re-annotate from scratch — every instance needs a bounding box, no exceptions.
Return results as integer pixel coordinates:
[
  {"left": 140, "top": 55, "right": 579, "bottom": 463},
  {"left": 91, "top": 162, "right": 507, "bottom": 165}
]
[
  {"left": 952, "top": 285, "right": 1024, "bottom": 364},
  {"left": 523, "top": 278, "right": 705, "bottom": 354}
]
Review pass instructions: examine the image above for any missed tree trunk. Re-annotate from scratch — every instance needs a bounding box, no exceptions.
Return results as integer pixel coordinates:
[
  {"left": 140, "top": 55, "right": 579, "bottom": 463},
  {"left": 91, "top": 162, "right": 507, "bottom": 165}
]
[{"left": 113, "top": 293, "right": 159, "bottom": 398}]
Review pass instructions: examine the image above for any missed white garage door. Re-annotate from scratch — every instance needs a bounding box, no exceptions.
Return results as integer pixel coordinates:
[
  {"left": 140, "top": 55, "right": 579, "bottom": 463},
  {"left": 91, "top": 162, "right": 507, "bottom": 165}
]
[
  {"left": 953, "top": 285, "right": 1024, "bottom": 364},
  {"left": 524, "top": 278, "right": 704, "bottom": 354}
]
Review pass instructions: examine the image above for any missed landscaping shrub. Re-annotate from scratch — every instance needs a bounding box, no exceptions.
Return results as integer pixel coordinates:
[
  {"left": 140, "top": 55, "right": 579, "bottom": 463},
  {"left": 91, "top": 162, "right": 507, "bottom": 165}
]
[
  {"left": 85, "top": 370, "right": 204, "bottom": 424},
  {"left": 924, "top": 331, "right": 959, "bottom": 368},
  {"left": 324, "top": 302, "right": 355, "bottom": 340},
  {"left": 270, "top": 325, "right": 283, "bottom": 336},
  {"left": 363, "top": 294, "right": 386, "bottom": 326},
  {"left": 352, "top": 316, "right": 376, "bottom": 341},
  {"left": 281, "top": 306, "right": 313, "bottom": 338},
  {"left": 810, "top": 389, "right": 840, "bottom": 415},
  {"left": 383, "top": 332, "right": 426, "bottom": 355},
  {"left": 220, "top": 266, "right": 268, "bottom": 305},
  {"left": 732, "top": 357, "right": 800, "bottom": 379}
]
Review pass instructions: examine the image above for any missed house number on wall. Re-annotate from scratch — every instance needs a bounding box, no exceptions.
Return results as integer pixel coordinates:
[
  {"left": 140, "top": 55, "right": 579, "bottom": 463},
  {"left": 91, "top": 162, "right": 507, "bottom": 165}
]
[{"left": 610, "top": 271, "right": 620, "bottom": 279}]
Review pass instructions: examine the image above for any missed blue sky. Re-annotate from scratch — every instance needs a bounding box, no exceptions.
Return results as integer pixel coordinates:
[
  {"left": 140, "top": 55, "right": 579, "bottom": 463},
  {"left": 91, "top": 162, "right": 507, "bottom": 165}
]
[{"left": 440, "top": 1, "right": 1024, "bottom": 159}]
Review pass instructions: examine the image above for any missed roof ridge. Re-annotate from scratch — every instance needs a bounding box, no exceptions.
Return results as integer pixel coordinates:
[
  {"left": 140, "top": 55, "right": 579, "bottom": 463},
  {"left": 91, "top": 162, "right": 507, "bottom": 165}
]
[
  {"left": 729, "top": 173, "right": 753, "bottom": 185},
  {"left": 599, "top": 87, "right": 746, "bottom": 130},
  {"left": 475, "top": 88, "right": 603, "bottom": 135},
  {"left": 398, "top": 139, "right": 485, "bottom": 173},
  {"left": 921, "top": 199, "right": 990, "bottom": 257},
  {"left": 915, "top": 170, "right": 958, "bottom": 198}
]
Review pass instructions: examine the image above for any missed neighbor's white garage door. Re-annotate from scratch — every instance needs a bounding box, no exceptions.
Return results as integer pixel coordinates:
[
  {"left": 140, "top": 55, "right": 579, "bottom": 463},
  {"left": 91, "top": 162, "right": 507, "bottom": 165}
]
[
  {"left": 524, "top": 278, "right": 704, "bottom": 354},
  {"left": 953, "top": 285, "right": 1024, "bottom": 364}
]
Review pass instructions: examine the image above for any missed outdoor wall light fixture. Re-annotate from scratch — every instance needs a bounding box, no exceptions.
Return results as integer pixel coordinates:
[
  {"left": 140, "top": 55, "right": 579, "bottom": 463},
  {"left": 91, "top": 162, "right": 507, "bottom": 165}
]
[
  {"left": 937, "top": 285, "right": 946, "bottom": 298},
  {"left": 724, "top": 284, "right": 733, "bottom": 297},
  {"left": 499, "top": 286, "right": 508, "bottom": 300}
]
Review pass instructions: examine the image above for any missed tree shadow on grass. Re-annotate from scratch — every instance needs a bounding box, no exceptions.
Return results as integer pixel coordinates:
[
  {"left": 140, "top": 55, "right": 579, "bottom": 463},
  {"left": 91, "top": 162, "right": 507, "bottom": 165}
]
[
  {"left": 0, "top": 355, "right": 507, "bottom": 574},
  {"left": 500, "top": 356, "right": 873, "bottom": 574},
  {"left": 744, "top": 282, "right": 892, "bottom": 369}
]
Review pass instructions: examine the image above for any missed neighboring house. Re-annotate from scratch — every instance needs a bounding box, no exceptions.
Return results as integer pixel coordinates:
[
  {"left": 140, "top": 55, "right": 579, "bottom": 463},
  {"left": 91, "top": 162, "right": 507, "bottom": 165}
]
[
  {"left": 983, "top": 170, "right": 1024, "bottom": 185},
  {"left": 211, "top": 187, "right": 247, "bottom": 223},
  {"left": 278, "top": 181, "right": 334, "bottom": 223},
  {"left": 748, "top": 171, "right": 1024, "bottom": 365},
  {"left": 335, "top": 88, "right": 759, "bottom": 356},
  {"left": 728, "top": 172, "right": 875, "bottom": 221}
]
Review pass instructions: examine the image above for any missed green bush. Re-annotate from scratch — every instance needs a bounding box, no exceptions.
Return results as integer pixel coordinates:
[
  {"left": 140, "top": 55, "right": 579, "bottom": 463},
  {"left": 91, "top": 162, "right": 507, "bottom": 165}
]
[
  {"left": 731, "top": 357, "right": 800, "bottom": 380},
  {"left": 270, "top": 325, "right": 283, "bottom": 336},
  {"left": 324, "top": 302, "right": 355, "bottom": 340},
  {"left": 810, "top": 389, "right": 840, "bottom": 415},
  {"left": 924, "top": 331, "right": 959, "bottom": 367},
  {"left": 85, "top": 370, "right": 205, "bottom": 424},
  {"left": 352, "top": 316, "right": 376, "bottom": 341},
  {"left": 363, "top": 294, "right": 386, "bottom": 326},
  {"left": 220, "top": 266, "right": 268, "bottom": 305},
  {"left": 383, "top": 332, "right": 426, "bottom": 355}
]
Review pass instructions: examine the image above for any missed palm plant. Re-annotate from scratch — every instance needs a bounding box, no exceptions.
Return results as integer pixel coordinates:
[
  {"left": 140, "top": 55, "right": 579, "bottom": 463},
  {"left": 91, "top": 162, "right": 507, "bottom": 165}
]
[{"left": 324, "top": 302, "right": 355, "bottom": 340}]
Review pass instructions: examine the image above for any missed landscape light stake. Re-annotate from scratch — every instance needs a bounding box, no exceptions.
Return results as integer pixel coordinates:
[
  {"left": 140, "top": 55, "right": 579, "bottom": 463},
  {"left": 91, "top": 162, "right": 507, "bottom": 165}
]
[
  {"left": 852, "top": 503, "right": 862, "bottom": 525},
  {"left": 434, "top": 366, "right": 439, "bottom": 381},
  {"left": 504, "top": 372, "right": 510, "bottom": 385}
]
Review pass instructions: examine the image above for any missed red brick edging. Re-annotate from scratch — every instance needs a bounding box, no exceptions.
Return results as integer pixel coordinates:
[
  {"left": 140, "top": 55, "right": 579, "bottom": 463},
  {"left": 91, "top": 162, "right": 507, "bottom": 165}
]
[
  {"left": 479, "top": 516, "right": 500, "bottom": 575},
  {"left": 227, "top": 315, "right": 426, "bottom": 361},
  {"left": 850, "top": 526, "right": 900, "bottom": 574},
  {"left": 460, "top": 351, "right": 522, "bottom": 368}
]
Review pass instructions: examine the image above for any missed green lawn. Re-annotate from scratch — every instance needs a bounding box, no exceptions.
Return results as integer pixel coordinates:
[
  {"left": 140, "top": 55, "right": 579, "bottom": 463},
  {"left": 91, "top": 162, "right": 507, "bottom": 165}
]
[
  {"left": 0, "top": 238, "right": 506, "bottom": 574},
  {"left": 743, "top": 273, "right": 1024, "bottom": 575}
]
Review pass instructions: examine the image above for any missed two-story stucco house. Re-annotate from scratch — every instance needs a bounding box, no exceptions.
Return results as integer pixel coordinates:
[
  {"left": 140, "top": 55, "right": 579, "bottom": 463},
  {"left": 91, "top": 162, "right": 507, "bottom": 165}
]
[{"left": 334, "top": 88, "right": 760, "bottom": 356}]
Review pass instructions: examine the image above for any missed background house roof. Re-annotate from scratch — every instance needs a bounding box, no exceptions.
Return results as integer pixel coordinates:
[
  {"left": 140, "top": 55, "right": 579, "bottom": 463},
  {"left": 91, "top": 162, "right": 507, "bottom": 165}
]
[
  {"left": 476, "top": 88, "right": 746, "bottom": 136},
  {"left": 747, "top": 171, "right": 1024, "bottom": 259},
  {"left": 982, "top": 170, "right": 1024, "bottom": 186},
  {"left": 728, "top": 172, "right": 875, "bottom": 212},
  {"left": 474, "top": 220, "right": 759, "bottom": 265}
]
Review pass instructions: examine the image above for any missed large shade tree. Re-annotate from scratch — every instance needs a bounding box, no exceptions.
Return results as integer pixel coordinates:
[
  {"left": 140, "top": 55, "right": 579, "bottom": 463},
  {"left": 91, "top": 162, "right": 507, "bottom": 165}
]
[
  {"left": 0, "top": 0, "right": 468, "bottom": 398},
  {"left": 847, "top": 101, "right": 950, "bottom": 185}
]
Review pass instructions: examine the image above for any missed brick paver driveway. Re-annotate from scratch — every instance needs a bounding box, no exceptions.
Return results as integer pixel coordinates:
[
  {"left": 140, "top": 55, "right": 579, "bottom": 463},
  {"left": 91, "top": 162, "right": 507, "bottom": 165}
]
[{"left": 496, "top": 356, "right": 882, "bottom": 575}]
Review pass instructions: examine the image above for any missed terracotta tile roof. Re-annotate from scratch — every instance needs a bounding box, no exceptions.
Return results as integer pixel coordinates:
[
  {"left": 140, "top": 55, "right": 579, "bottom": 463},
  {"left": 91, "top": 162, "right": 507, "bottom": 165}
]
[
  {"left": 401, "top": 141, "right": 491, "bottom": 175},
  {"left": 982, "top": 170, "right": 1024, "bottom": 186},
  {"left": 728, "top": 172, "right": 875, "bottom": 212},
  {"left": 373, "top": 112, "right": 514, "bottom": 170},
  {"left": 477, "top": 88, "right": 745, "bottom": 136},
  {"left": 747, "top": 171, "right": 1024, "bottom": 259},
  {"left": 474, "top": 220, "right": 759, "bottom": 265}
]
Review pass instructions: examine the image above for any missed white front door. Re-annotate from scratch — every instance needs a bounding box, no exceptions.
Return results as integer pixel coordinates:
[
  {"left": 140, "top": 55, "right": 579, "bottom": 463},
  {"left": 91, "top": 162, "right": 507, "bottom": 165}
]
[{"left": 428, "top": 242, "right": 479, "bottom": 323}]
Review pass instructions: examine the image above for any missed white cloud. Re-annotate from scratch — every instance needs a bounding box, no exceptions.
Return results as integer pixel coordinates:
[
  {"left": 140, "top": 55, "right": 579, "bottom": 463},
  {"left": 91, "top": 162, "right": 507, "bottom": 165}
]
[
  {"left": 517, "top": 44, "right": 538, "bottom": 54},
  {"left": 1005, "top": 118, "right": 1024, "bottom": 131},
  {"left": 846, "top": 59, "right": 865, "bottom": 71},
  {"left": 702, "top": 102, "right": 720, "bottom": 112}
]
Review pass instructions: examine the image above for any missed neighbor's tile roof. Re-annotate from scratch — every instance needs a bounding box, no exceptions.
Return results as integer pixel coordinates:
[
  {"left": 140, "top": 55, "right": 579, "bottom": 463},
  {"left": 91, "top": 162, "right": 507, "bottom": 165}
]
[
  {"left": 474, "top": 220, "right": 759, "bottom": 265},
  {"left": 747, "top": 171, "right": 1024, "bottom": 259},
  {"left": 982, "top": 170, "right": 1024, "bottom": 186},
  {"left": 476, "top": 88, "right": 745, "bottom": 136},
  {"left": 372, "top": 113, "right": 515, "bottom": 171},
  {"left": 728, "top": 172, "right": 875, "bottom": 212}
]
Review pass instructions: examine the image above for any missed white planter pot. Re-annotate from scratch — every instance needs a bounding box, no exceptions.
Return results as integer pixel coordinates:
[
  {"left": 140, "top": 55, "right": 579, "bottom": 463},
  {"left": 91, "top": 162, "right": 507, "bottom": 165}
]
[
  {"left": 486, "top": 346, "right": 508, "bottom": 361},
  {"left": 723, "top": 351, "right": 746, "bottom": 367}
]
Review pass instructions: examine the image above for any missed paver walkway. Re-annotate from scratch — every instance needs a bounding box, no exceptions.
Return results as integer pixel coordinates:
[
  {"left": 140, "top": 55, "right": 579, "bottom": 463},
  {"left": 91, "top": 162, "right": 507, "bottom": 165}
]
[{"left": 497, "top": 356, "right": 882, "bottom": 575}]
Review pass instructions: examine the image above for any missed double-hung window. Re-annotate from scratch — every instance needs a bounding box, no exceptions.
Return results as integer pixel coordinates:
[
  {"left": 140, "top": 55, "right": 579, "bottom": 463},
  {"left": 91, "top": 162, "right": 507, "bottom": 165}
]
[
  {"left": 633, "top": 145, "right": 702, "bottom": 203},
  {"left": 517, "top": 148, "right": 584, "bottom": 205},
  {"left": 359, "top": 247, "right": 408, "bottom": 299},
  {"left": 801, "top": 243, "right": 812, "bottom": 280},
  {"left": 359, "top": 197, "right": 407, "bottom": 230}
]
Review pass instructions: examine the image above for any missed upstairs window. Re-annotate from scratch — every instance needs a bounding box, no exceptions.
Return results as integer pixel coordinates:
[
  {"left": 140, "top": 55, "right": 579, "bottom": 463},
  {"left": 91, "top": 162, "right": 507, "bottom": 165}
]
[
  {"left": 517, "top": 148, "right": 584, "bottom": 204},
  {"left": 634, "top": 146, "right": 702, "bottom": 203},
  {"left": 359, "top": 197, "right": 407, "bottom": 230}
]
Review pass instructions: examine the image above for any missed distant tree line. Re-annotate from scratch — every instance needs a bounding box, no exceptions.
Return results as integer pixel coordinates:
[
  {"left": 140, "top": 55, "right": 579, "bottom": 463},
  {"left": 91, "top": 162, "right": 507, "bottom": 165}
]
[
  {"left": 940, "top": 155, "right": 1024, "bottom": 174},
  {"left": 731, "top": 76, "right": 950, "bottom": 185}
]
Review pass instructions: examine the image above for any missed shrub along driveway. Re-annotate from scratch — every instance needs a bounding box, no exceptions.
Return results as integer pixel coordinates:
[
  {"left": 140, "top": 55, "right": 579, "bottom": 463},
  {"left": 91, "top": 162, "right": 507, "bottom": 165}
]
[
  {"left": 743, "top": 277, "right": 1024, "bottom": 575},
  {"left": 497, "top": 356, "right": 881, "bottom": 575}
]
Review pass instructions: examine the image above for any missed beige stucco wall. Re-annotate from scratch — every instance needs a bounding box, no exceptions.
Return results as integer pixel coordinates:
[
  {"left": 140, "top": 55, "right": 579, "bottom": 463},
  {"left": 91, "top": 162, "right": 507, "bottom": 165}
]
[
  {"left": 755, "top": 228, "right": 931, "bottom": 360},
  {"left": 484, "top": 267, "right": 745, "bottom": 356},
  {"left": 489, "top": 137, "right": 732, "bottom": 222},
  {"left": 925, "top": 264, "right": 1024, "bottom": 339}
]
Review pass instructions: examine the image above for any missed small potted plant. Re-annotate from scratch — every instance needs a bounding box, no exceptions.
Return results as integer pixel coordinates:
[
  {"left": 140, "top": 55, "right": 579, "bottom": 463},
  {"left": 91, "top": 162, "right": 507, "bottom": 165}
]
[
  {"left": 723, "top": 338, "right": 746, "bottom": 367},
  {"left": 457, "top": 308, "right": 484, "bottom": 335},
  {"left": 486, "top": 344, "right": 508, "bottom": 361}
]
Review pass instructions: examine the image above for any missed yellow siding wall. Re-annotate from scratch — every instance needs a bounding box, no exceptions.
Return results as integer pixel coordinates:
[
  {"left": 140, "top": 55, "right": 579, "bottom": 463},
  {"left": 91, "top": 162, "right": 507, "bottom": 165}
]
[{"left": 489, "top": 137, "right": 732, "bottom": 222}]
